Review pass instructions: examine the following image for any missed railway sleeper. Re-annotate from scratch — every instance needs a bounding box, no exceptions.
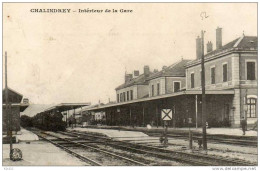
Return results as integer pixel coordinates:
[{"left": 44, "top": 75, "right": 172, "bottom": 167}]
[{"left": 68, "top": 131, "right": 256, "bottom": 166}]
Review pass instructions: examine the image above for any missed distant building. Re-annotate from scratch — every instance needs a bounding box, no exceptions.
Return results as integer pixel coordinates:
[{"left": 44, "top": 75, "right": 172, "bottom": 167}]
[
  {"left": 147, "top": 59, "right": 190, "bottom": 97},
  {"left": 2, "top": 88, "right": 29, "bottom": 133},
  {"left": 115, "top": 66, "right": 151, "bottom": 102}
]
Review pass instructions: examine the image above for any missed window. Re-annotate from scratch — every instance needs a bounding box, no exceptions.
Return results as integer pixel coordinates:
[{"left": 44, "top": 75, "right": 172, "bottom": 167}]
[
  {"left": 191, "top": 73, "right": 195, "bottom": 88},
  {"left": 247, "top": 62, "right": 256, "bottom": 80},
  {"left": 223, "top": 64, "right": 228, "bottom": 82},
  {"left": 123, "top": 92, "right": 126, "bottom": 102},
  {"left": 211, "top": 67, "right": 215, "bottom": 84},
  {"left": 152, "top": 85, "right": 154, "bottom": 96},
  {"left": 247, "top": 98, "right": 257, "bottom": 118},
  {"left": 173, "top": 82, "right": 181, "bottom": 92},
  {"left": 157, "top": 83, "right": 160, "bottom": 95},
  {"left": 117, "top": 94, "right": 119, "bottom": 103},
  {"left": 120, "top": 93, "right": 123, "bottom": 102},
  {"left": 130, "top": 90, "right": 133, "bottom": 100},
  {"left": 127, "top": 91, "right": 129, "bottom": 101}
]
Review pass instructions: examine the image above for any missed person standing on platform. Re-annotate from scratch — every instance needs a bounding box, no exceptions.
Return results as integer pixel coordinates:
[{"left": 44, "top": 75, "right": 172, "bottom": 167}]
[
  {"left": 69, "top": 120, "right": 72, "bottom": 128},
  {"left": 241, "top": 117, "right": 247, "bottom": 135}
]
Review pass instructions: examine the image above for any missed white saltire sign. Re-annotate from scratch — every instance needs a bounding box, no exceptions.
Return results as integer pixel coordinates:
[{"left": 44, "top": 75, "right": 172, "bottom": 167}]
[{"left": 161, "top": 109, "right": 172, "bottom": 120}]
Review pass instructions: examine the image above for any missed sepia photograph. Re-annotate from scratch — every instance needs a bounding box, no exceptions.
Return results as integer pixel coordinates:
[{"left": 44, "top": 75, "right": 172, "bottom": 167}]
[{"left": 2, "top": 2, "right": 258, "bottom": 168}]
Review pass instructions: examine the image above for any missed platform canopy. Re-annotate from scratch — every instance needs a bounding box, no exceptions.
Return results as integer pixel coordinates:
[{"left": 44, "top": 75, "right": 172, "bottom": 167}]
[
  {"left": 86, "top": 89, "right": 235, "bottom": 111},
  {"left": 44, "top": 103, "right": 91, "bottom": 113}
]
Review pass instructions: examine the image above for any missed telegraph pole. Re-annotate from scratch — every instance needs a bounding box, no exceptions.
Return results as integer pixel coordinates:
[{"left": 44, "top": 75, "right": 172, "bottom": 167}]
[
  {"left": 201, "top": 30, "right": 207, "bottom": 150},
  {"left": 5, "top": 51, "right": 13, "bottom": 154}
]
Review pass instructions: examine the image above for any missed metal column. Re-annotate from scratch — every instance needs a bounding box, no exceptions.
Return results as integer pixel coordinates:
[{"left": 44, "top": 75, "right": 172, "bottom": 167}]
[
  {"left": 156, "top": 105, "right": 158, "bottom": 128},
  {"left": 195, "top": 95, "right": 198, "bottom": 129},
  {"left": 142, "top": 105, "right": 145, "bottom": 126},
  {"left": 129, "top": 107, "right": 132, "bottom": 126},
  {"left": 5, "top": 51, "right": 13, "bottom": 154}
]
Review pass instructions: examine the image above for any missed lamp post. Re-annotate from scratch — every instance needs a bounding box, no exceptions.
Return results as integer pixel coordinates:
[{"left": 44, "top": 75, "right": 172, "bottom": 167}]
[{"left": 5, "top": 52, "right": 13, "bottom": 155}]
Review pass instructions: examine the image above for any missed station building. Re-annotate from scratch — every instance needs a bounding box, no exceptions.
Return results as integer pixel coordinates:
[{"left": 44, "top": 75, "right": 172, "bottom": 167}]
[
  {"left": 186, "top": 28, "right": 257, "bottom": 127},
  {"left": 115, "top": 67, "right": 151, "bottom": 102},
  {"left": 86, "top": 27, "right": 257, "bottom": 128}
]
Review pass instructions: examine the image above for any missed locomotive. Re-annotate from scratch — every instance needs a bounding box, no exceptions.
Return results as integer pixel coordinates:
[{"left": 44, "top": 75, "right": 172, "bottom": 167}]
[{"left": 31, "top": 111, "right": 66, "bottom": 131}]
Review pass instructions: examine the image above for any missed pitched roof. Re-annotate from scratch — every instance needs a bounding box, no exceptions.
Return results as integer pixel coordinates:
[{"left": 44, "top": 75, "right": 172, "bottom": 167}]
[
  {"left": 186, "top": 36, "right": 257, "bottom": 67},
  {"left": 21, "top": 104, "right": 54, "bottom": 117},
  {"left": 235, "top": 36, "right": 257, "bottom": 49},
  {"left": 115, "top": 73, "right": 149, "bottom": 90},
  {"left": 147, "top": 59, "right": 191, "bottom": 80},
  {"left": 3, "top": 87, "right": 23, "bottom": 103},
  {"left": 3, "top": 87, "right": 23, "bottom": 97},
  {"left": 205, "top": 36, "right": 257, "bottom": 58}
]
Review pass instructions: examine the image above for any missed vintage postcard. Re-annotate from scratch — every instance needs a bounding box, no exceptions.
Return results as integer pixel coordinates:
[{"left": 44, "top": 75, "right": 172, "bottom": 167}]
[{"left": 2, "top": 2, "right": 258, "bottom": 168}]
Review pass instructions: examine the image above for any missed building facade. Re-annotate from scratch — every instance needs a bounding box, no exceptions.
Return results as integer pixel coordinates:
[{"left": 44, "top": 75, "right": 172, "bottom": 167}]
[
  {"left": 115, "top": 66, "right": 151, "bottom": 102},
  {"left": 186, "top": 28, "right": 257, "bottom": 127},
  {"left": 87, "top": 27, "right": 257, "bottom": 128},
  {"left": 147, "top": 60, "right": 190, "bottom": 97}
]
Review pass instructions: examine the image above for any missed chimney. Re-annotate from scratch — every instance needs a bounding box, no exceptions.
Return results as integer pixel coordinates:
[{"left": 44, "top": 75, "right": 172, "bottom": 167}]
[
  {"left": 162, "top": 66, "right": 167, "bottom": 70},
  {"left": 133, "top": 70, "right": 139, "bottom": 78},
  {"left": 125, "top": 74, "right": 133, "bottom": 83},
  {"left": 216, "top": 27, "right": 222, "bottom": 50},
  {"left": 144, "top": 65, "right": 150, "bottom": 77},
  {"left": 207, "top": 41, "right": 213, "bottom": 53},
  {"left": 196, "top": 36, "right": 202, "bottom": 59}
]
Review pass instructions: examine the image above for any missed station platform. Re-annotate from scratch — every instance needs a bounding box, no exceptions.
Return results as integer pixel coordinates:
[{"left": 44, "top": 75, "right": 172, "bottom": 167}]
[
  {"left": 67, "top": 127, "right": 149, "bottom": 140},
  {"left": 3, "top": 141, "right": 86, "bottom": 166},
  {"left": 73, "top": 125, "right": 258, "bottom": 138},
  {"left": 3, "top": 128, "right": 85, "bottom": 166},
  {"left": 16, "top": 128, "right": 39, "bottom": 142},
  {"left": 3, "top": 128, "right": 39, "bottom": 144}
]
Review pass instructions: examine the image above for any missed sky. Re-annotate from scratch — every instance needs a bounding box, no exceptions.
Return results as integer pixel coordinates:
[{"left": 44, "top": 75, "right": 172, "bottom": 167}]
[{"left": 3, "top": 3, "right": 257, "bottom": 105}]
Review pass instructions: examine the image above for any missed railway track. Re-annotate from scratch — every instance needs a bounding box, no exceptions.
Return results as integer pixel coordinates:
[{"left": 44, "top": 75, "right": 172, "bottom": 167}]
[
  {"left": 63, "top": 130, "right": 257, "bottom": 166},
  {"left": 147, "top": 132, "right": 258, "bottom": 147},
  {"left": 33, "top": 130, "right": 153, "bottom": 166},
  {"left": 33, "top": 131, "right": 101, "bottom": 166}
]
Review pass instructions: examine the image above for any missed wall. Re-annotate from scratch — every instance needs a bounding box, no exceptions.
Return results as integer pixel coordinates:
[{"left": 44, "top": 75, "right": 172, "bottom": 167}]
[
  {"left": 186, "top": 52, "right": 258, "bottom": 127},
  {"left": 239, "top": 53, "right": 258, "bottom": 85},
  {"left": 148, "top": 77, "right": 165, "bottom": 97},
  {"left": 116, "top": 85, "right": 147, "bottom": 102},
  {"left": 186, "top": 53, "right": 235, "bottom": 90},
  {"left": 137, "top": 85, "right": 149, "bottom": 99},
  {"left": 166, "top": 77, "right": 186, "bottom": 93},
  {"left": 238, "top": 53, "right": 258, "bottom": 126}
]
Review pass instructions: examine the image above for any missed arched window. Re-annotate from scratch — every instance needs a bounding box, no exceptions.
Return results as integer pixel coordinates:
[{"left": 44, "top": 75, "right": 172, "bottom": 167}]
[{"left": 247, "top": 98, "right": 257, "bottom": 118}]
